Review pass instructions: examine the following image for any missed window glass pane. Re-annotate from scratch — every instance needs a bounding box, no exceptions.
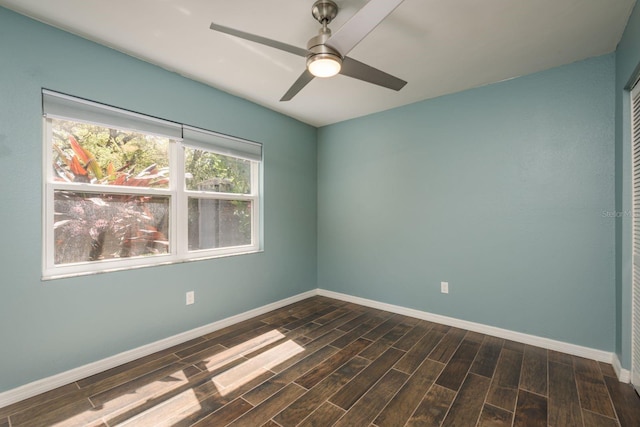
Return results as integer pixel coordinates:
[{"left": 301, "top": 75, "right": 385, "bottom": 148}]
[
  {"left": 184, "top": 148, "right": 251, "bottom": 194},
  {"left": 51, "top": 118, "right": 170, "bottom": 188},
  {"left": 188, "top": 198, "right": 252, "bottom": 250},
  {"left": 53, "top": 190, "right": 170, "bottom": 265}
]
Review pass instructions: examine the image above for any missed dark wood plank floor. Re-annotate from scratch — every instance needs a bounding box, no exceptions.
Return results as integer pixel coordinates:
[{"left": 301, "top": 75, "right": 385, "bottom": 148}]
[{"left": 1, "top": 296, "right": 640, "bottom": 426}]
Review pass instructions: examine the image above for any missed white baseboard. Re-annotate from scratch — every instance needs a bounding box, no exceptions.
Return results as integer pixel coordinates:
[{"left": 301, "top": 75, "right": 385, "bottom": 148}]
[
  {"left": 612, "top": 353, "right": 631, "bottom": 383},
  {"left": 0, "top": 287, "right": 629, "bottom": 410},
  {"left": 0, "top": 290, "right": 317, "bottom": 410},
  {"left": 318, "top": 289, "right": 626, "bottom": 378}
]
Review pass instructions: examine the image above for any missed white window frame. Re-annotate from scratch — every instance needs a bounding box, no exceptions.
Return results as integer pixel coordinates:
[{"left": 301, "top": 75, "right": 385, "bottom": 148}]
[{"left": 42, "top": 90, "right": 262, "bottom": 280}]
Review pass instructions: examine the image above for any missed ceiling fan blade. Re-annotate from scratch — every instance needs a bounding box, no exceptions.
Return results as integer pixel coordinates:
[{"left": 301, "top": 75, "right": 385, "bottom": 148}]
[
  {"left": 280, "top": 70, "right": 315, "bottom": 101},
  {"left": 340, "top": 57, "right": 406, "bottom": 91},
  {"left": 325, "top": 0, "right": 405, "bottom": 57},
  {"left": 210, "top": 23, "right": 308, "bottom": 57}
]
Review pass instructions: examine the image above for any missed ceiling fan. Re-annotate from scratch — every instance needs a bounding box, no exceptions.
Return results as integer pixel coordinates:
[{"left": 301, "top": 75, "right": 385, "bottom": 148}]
[{"left": 209, "top": 0, "right": 407, "bottom": 101}]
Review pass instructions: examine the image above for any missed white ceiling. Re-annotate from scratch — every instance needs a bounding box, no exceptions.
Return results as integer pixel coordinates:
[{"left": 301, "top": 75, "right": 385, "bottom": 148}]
[{"left": 0, "top": 0, "right": 636, "bottom": 127}]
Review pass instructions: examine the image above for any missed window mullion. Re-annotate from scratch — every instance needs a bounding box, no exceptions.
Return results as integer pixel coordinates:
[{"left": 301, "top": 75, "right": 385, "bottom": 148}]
[{"left": 174, "top": 141, "right": 187, "bottom": 257}]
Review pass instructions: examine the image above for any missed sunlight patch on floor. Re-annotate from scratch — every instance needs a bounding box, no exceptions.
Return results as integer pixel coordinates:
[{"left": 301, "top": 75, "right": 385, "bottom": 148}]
[
  {"left": 212, "top": 340, "right": 305, "bottom": 395},
  {"left": 114, "top": 387, "right": 201, "bottom": 427},
  {"left": 201, "top": 329, "right": 286, "bottom": 372},
  {"left": 93, "top": 366, "right": 190, "bottom": 414},
  {"left": 52, "top": 330, "right": 304, "bottom": 426}
]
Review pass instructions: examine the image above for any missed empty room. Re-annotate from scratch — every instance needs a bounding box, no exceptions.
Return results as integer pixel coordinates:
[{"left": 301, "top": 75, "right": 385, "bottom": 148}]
[{"left": 2, "top": 0, "right": 640, "bottom": 425}]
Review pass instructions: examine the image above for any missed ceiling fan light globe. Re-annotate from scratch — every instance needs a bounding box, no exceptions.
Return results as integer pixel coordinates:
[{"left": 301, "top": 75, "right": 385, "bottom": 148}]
[{"left": 307, "top": 54, "right": 342, "bottom": 78}]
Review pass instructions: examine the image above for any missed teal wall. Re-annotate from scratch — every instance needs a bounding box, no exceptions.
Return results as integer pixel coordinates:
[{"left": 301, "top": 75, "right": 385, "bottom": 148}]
[
  {"left": 615, "top": 2, "right": 640, "bottom": 370},
  {"left": 0, "top": 8, "right": 317, "bottom": 392},
  {"left": 318, "top": 54, "right": 616, "bottom": 352},
  {"left": 0, "top": 2, "right": 630, "bottom": 394}
]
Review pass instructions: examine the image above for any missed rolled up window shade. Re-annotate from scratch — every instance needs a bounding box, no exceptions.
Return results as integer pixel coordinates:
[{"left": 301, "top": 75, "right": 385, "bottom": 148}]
[
  {"left": 42, "top": 89, "right": 182, "bottom": 139},
  {"left": 182, "top": 126, "right": 262, "bottom": 162}
]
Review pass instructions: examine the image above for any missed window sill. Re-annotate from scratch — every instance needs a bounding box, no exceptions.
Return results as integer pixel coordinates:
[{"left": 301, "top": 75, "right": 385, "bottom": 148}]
[{"left": 42, "top": 249, "right": 264, "bottom": 281}]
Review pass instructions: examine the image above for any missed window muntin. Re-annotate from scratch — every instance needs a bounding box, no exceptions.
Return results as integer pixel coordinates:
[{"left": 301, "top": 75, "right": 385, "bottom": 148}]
[{"left": 43, "top": 90, "right": 262, "bottom": 279}]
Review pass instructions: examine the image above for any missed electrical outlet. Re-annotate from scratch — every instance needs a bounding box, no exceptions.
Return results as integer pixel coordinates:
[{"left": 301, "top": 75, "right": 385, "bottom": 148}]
[
  {"left": 441, "top": 281, "right": 449, "bottom": 294},
  {"left": 186, "top": 291, "right": 195, "bottom": 305}
]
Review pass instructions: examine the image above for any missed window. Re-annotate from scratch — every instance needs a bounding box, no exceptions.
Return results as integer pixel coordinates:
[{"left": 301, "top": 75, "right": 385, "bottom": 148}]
[{"left": 43, "top": 90, "right": 262, "bottom": 279}]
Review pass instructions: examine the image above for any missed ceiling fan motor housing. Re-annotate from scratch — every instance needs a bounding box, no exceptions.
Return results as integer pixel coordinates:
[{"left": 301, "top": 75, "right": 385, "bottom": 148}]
[
  {"left": 306, "top": 28, "right": 343, "bottom": 75},
  {"left": 307, "top": 27, "right": 341, "bottom": 57}
]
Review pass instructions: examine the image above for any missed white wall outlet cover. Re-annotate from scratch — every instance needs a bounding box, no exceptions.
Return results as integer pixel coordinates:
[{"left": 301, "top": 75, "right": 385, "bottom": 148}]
[
  {"left": 186, "top": 291, "right": 195, "bottom": 305},
  {"left": 441, "top": 282, "right": 449, "bottom": 294}
]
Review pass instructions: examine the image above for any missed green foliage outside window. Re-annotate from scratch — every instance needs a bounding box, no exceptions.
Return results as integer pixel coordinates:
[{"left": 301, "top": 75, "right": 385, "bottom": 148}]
[
  {"left": 184, "top": 148, "right": 251, "bottom": 194},
  {"left": 52, "top": 119, "right": 170, "bottom": 187},
  {"left": 50, "top": 119, "right": 254, "bottom": 265}
]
